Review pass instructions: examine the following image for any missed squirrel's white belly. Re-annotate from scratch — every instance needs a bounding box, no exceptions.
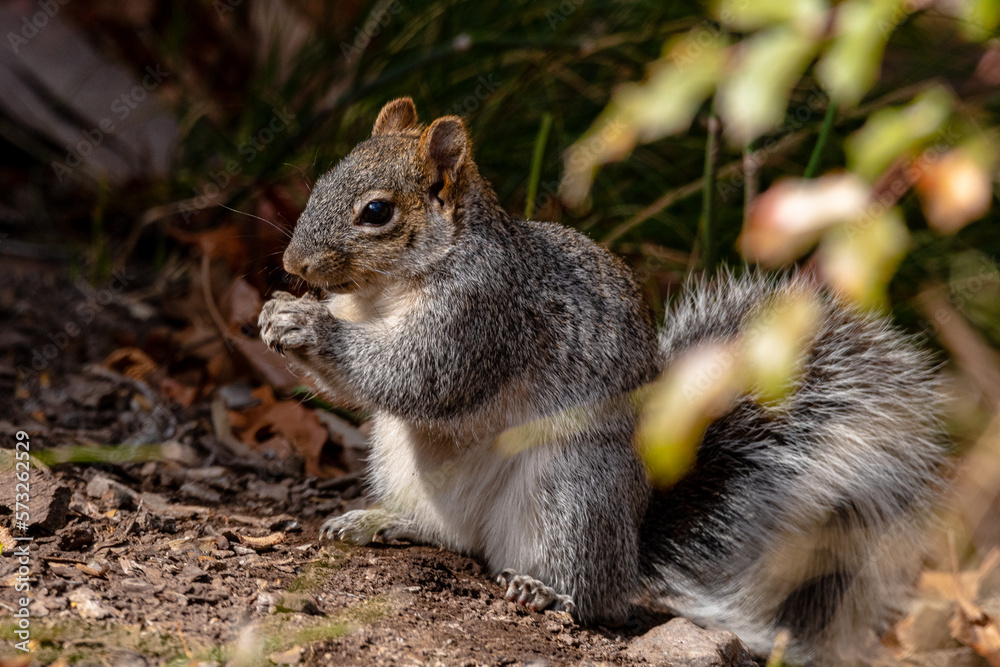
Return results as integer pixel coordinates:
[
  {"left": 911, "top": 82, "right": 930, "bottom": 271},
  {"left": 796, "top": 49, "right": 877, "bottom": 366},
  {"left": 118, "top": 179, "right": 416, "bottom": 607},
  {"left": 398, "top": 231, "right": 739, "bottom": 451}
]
[{"left": 368, "top": 413, "right": 554, "bottom": 575}]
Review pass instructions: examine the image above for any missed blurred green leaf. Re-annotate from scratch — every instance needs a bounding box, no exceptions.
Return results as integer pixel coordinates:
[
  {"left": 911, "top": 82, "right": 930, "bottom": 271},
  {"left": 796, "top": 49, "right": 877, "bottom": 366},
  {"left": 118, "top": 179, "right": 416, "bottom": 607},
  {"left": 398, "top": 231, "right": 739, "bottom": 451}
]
[
  {"left": 819, "top": 207, "right": 910, "bottom": 307},
  {"left": 846, "top": 86, "right": 953, "bottom": 181},
  {"left": 717, "top": 27, "right": 817, "bottom": 145},
  {"left": 562, "top": 30, "right": 726, "bottom": 206},
  {"left": 960, "top": 0, "right": 1000, "bottom": 41},
  {"left": 639, "top": 343, "right": 740, "bottom": 487},
  {"left": 817, "top": 0, "right": 909, "bottom": 107},
  {"left": 743, "top": 289, "right": 822, "bottom": 403},
  {"left": 714, "top": 0, "right": 827, "bottom": 33}
]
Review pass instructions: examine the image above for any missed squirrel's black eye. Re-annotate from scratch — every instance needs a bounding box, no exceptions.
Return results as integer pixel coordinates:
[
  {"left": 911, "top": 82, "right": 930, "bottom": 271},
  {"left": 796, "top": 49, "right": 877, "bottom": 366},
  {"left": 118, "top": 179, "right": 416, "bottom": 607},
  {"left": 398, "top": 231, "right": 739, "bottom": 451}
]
[{"left": 358, "top": 200, "right": 394, "bottom": 226}]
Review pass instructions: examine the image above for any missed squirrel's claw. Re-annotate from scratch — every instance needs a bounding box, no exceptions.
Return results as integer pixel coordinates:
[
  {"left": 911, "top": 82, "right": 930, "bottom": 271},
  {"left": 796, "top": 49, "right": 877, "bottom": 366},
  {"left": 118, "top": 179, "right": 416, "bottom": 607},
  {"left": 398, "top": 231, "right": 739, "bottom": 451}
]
[
  {"left": 319, "top": 509, "right": 380, "bottom": 545},
  {"left": 497, "top": 569, "right": 575, "bottom": 614},
  {"left": 258, "top": 294, "right": 329, "bottom": 356}
]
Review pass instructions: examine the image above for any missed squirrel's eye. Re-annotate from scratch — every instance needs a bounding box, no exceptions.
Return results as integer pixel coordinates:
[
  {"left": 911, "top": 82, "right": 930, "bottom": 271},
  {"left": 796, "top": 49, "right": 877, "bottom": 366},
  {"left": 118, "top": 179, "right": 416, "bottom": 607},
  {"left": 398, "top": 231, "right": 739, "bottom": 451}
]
[{"left": 358, "top": 200, "right": 394, "bottom": 226}]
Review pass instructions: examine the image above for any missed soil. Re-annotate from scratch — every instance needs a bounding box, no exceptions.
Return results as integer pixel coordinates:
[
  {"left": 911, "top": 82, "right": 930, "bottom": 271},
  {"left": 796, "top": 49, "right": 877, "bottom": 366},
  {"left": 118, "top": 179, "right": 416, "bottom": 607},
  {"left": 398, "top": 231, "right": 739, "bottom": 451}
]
[{"left": 0, "top": 257, "right": 652, "bottom": 666}]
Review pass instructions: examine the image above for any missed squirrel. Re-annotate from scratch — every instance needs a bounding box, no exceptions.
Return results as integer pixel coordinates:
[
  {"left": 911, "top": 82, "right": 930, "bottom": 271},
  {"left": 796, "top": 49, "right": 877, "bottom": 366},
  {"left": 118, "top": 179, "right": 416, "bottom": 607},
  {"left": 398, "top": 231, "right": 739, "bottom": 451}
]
[{"left": 258, "top": 98, "right": 947, "bottom": 663}]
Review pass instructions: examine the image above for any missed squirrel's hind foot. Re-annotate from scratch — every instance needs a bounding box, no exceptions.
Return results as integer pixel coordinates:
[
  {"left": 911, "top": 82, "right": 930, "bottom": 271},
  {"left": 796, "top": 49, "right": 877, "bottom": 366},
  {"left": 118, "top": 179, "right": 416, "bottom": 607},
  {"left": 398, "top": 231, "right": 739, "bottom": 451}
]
[{"left": 497, "top": 569, "right": 576, "bottom": 614}]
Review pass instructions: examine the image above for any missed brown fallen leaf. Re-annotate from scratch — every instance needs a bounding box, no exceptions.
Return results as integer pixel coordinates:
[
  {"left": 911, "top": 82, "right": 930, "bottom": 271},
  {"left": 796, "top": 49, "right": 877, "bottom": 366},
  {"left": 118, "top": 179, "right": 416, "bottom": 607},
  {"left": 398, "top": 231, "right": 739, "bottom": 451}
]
[
  {"left": 223, "top": 276, "right": 264, "bottom": 330},
  {"left": 104, "top": 346, "right": 158, "bottom": 381},
  {"left": 950, "top": 602, "right": 1000, "bottom": 666},
  {"left": 232, "top": 393, "right": 333, "bottom": 477},
  {"left": 921, "top": 549, "right": 1000, "bottom": 601},
  {"left": 160, "top": 376, "right": 199, "bottom": 408}
]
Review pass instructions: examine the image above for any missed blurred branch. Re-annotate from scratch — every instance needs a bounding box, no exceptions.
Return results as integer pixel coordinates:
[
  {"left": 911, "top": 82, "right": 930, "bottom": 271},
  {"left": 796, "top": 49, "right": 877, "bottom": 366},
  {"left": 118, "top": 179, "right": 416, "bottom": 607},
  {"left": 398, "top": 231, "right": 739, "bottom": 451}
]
[
  {"left": 917, "top": 289, "right": 1000, "bottom": 410},
  {"left": 699, "top": 109, "right": 720, "bottom": 271},
  {"left": 600, "top": 80, "right": 938, "bottom": 247},
  {"left": 743, "top": 138, "right": 759, "bottom": 228},
  {"left": 804, "top": 101, "right": 838, "bottom": 178}
]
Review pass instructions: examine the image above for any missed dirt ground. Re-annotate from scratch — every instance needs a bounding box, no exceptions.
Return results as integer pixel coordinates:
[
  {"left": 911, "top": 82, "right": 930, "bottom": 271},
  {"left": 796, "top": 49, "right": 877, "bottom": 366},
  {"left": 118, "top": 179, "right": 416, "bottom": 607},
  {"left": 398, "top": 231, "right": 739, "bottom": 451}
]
[{"left": 0, "top": 257, "right": 661, "bottom": 666}]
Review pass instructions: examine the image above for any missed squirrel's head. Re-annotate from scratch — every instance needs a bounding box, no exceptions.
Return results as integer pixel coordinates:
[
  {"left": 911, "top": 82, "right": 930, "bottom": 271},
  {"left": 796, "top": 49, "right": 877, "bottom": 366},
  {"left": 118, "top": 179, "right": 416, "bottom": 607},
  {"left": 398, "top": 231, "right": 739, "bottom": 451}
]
[{"left": 283, "top": 97, "right": 478, "bottom": 291}]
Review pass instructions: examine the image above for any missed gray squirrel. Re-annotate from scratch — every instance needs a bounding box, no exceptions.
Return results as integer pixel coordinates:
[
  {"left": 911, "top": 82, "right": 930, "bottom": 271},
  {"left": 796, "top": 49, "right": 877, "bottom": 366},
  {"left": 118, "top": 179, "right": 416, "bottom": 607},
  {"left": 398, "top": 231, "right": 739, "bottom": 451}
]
[{"left": 258, "top": 98, "right": 947, "bottom": 663}]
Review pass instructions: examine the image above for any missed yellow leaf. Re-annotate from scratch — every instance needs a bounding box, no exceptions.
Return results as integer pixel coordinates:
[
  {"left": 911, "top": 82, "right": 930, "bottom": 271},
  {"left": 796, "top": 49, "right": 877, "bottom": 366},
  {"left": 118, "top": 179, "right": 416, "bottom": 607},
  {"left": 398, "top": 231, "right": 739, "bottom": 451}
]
[
  {"left": 743, "top": 289, "right": 822, "bottom": 403},
  {"left": 916, "top": 148, "right": 994, "bottom": 234},
  {"left": 561, "top": 31, "right": 726, "bottom": 206},
  {"left": 817, "top": 0, "right": 910, "bottom": 107},
  {"left": 740, "top": 174, "right": 870, "bottom": 265},
  {"left": 846, "top": 86, "right": 953, "bottom": 181},
  {"left": 714, "top": 0, "right": 828, "bottom": 33},
  {"left": 718, "top": 27, "right": 818, "bottom": 144},
  {"left": 819, "top": 207, "right": 910, "bottom": 307},
  {"left": 639, "top": 343, "right": 742, "bottom": 487}
]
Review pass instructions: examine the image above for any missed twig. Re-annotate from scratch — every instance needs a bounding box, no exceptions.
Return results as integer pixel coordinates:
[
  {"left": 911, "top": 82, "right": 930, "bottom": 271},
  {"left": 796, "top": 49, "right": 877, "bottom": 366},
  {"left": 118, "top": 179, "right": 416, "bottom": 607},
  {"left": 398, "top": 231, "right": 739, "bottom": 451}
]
[
  {"left": 699, "top": 110, "right": 720, "bottom": 271},
  {"left": 916, "top": 289, "right": 1000, "bottom": 409},
  {"left": 175, "top": 620, "right": 192, "bottom": 660},
  {"left": 114, "top": 195, "right": 213, "bottom": 270},
  {"left": 743, "top": 139, "right": 759, "bottom": 230},
  {"left": 201, "top": 252, "right": 234, "bottom": 351},
  {"left": 804, "top": 101, "right": 838, "bottom": 178}
]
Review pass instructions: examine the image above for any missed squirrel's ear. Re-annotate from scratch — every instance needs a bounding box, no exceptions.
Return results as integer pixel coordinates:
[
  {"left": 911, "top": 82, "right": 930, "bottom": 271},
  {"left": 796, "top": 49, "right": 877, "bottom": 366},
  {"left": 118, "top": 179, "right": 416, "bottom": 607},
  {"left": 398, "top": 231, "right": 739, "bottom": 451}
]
[
  {"left": 420, "top": 116, "right": 468, "bottom": 190},
  {"left": 372, "top": 97, "right": 418, "bottom": 136}
]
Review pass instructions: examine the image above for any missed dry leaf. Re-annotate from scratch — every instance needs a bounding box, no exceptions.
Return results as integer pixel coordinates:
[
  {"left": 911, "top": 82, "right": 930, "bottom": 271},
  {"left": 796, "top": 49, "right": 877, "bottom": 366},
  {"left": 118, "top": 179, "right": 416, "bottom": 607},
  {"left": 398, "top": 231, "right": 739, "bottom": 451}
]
[
  {"left": 224, "top": 276, "right": 264, "bottom": 330},
  {"left": 0, "top": 525, "right": 15, "bottom": 553},
  {"left": 104, "top": 347, "right": 158, "bottom": 381},
  {"left": 160, "top": 377, "right": 199, "bottom": 408},
  {"left": 740, "top": 174, "right": 870, "bottom": 266},
  {"left": 916, "top": 149, "right": 993, "bottom": 234},
  {"left": 950, "top": 602, "right": 1000, "bottom": 666},
  {"left": 233, "top": 397, "right": 332, "bottom": 477}
]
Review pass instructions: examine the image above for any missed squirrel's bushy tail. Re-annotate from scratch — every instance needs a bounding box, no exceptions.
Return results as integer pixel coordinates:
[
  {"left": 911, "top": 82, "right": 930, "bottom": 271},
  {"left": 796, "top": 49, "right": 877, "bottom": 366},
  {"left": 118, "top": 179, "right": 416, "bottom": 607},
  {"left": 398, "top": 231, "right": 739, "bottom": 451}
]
[{"left": 640, "top": 269, "right": 947, "bottom": 664}]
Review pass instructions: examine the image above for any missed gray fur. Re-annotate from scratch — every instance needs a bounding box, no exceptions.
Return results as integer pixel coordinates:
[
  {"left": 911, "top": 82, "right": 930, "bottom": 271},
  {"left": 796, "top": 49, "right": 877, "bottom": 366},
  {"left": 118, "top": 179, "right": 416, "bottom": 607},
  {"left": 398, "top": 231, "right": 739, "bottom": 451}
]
[
  {"left": 258, "top": 99, "right": 947, "bottom": 663},
  {"left": 644, "top": 269, "right": 946, "bottom": 662}
]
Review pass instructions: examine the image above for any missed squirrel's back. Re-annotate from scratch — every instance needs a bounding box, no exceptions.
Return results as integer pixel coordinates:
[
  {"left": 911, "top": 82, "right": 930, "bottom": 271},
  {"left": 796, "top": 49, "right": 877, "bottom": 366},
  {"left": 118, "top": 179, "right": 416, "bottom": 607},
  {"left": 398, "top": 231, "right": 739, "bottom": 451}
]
[{"left": 642, "top": 269, "right": 946, "bottom": 663}]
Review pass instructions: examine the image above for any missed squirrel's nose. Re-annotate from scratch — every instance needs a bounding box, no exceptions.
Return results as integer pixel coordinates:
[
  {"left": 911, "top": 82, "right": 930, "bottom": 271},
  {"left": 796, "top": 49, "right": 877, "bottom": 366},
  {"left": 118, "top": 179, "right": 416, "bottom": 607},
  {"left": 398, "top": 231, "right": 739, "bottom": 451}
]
[{"left": 283, "top": 248, "right": 309, "bottom": 279}]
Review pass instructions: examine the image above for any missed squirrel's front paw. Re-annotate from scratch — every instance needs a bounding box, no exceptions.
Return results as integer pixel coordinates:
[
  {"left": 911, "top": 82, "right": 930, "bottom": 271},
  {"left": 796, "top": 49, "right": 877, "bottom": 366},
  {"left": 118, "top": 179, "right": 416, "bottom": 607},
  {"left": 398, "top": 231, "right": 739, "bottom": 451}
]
[
  {"left": 497, "top": 569, "right": 576, "bottom": 614},
  {"left": 258, "top": 292, "right": 329, "bottom": 356},
  {"left": 319, "top": 509, "right": 383, "bottom": 545}
]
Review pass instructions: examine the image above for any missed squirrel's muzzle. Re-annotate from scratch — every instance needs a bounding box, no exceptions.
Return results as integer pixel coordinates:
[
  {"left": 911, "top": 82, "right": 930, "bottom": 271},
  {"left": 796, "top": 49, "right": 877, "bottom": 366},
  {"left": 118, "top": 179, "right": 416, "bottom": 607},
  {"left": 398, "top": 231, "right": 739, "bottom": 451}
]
[
  {"left": 283, "top": 243, "right": 348, "bottom": 288},
  {"left": 282, "top": 245, "right": 310, "bottom": 280}
]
